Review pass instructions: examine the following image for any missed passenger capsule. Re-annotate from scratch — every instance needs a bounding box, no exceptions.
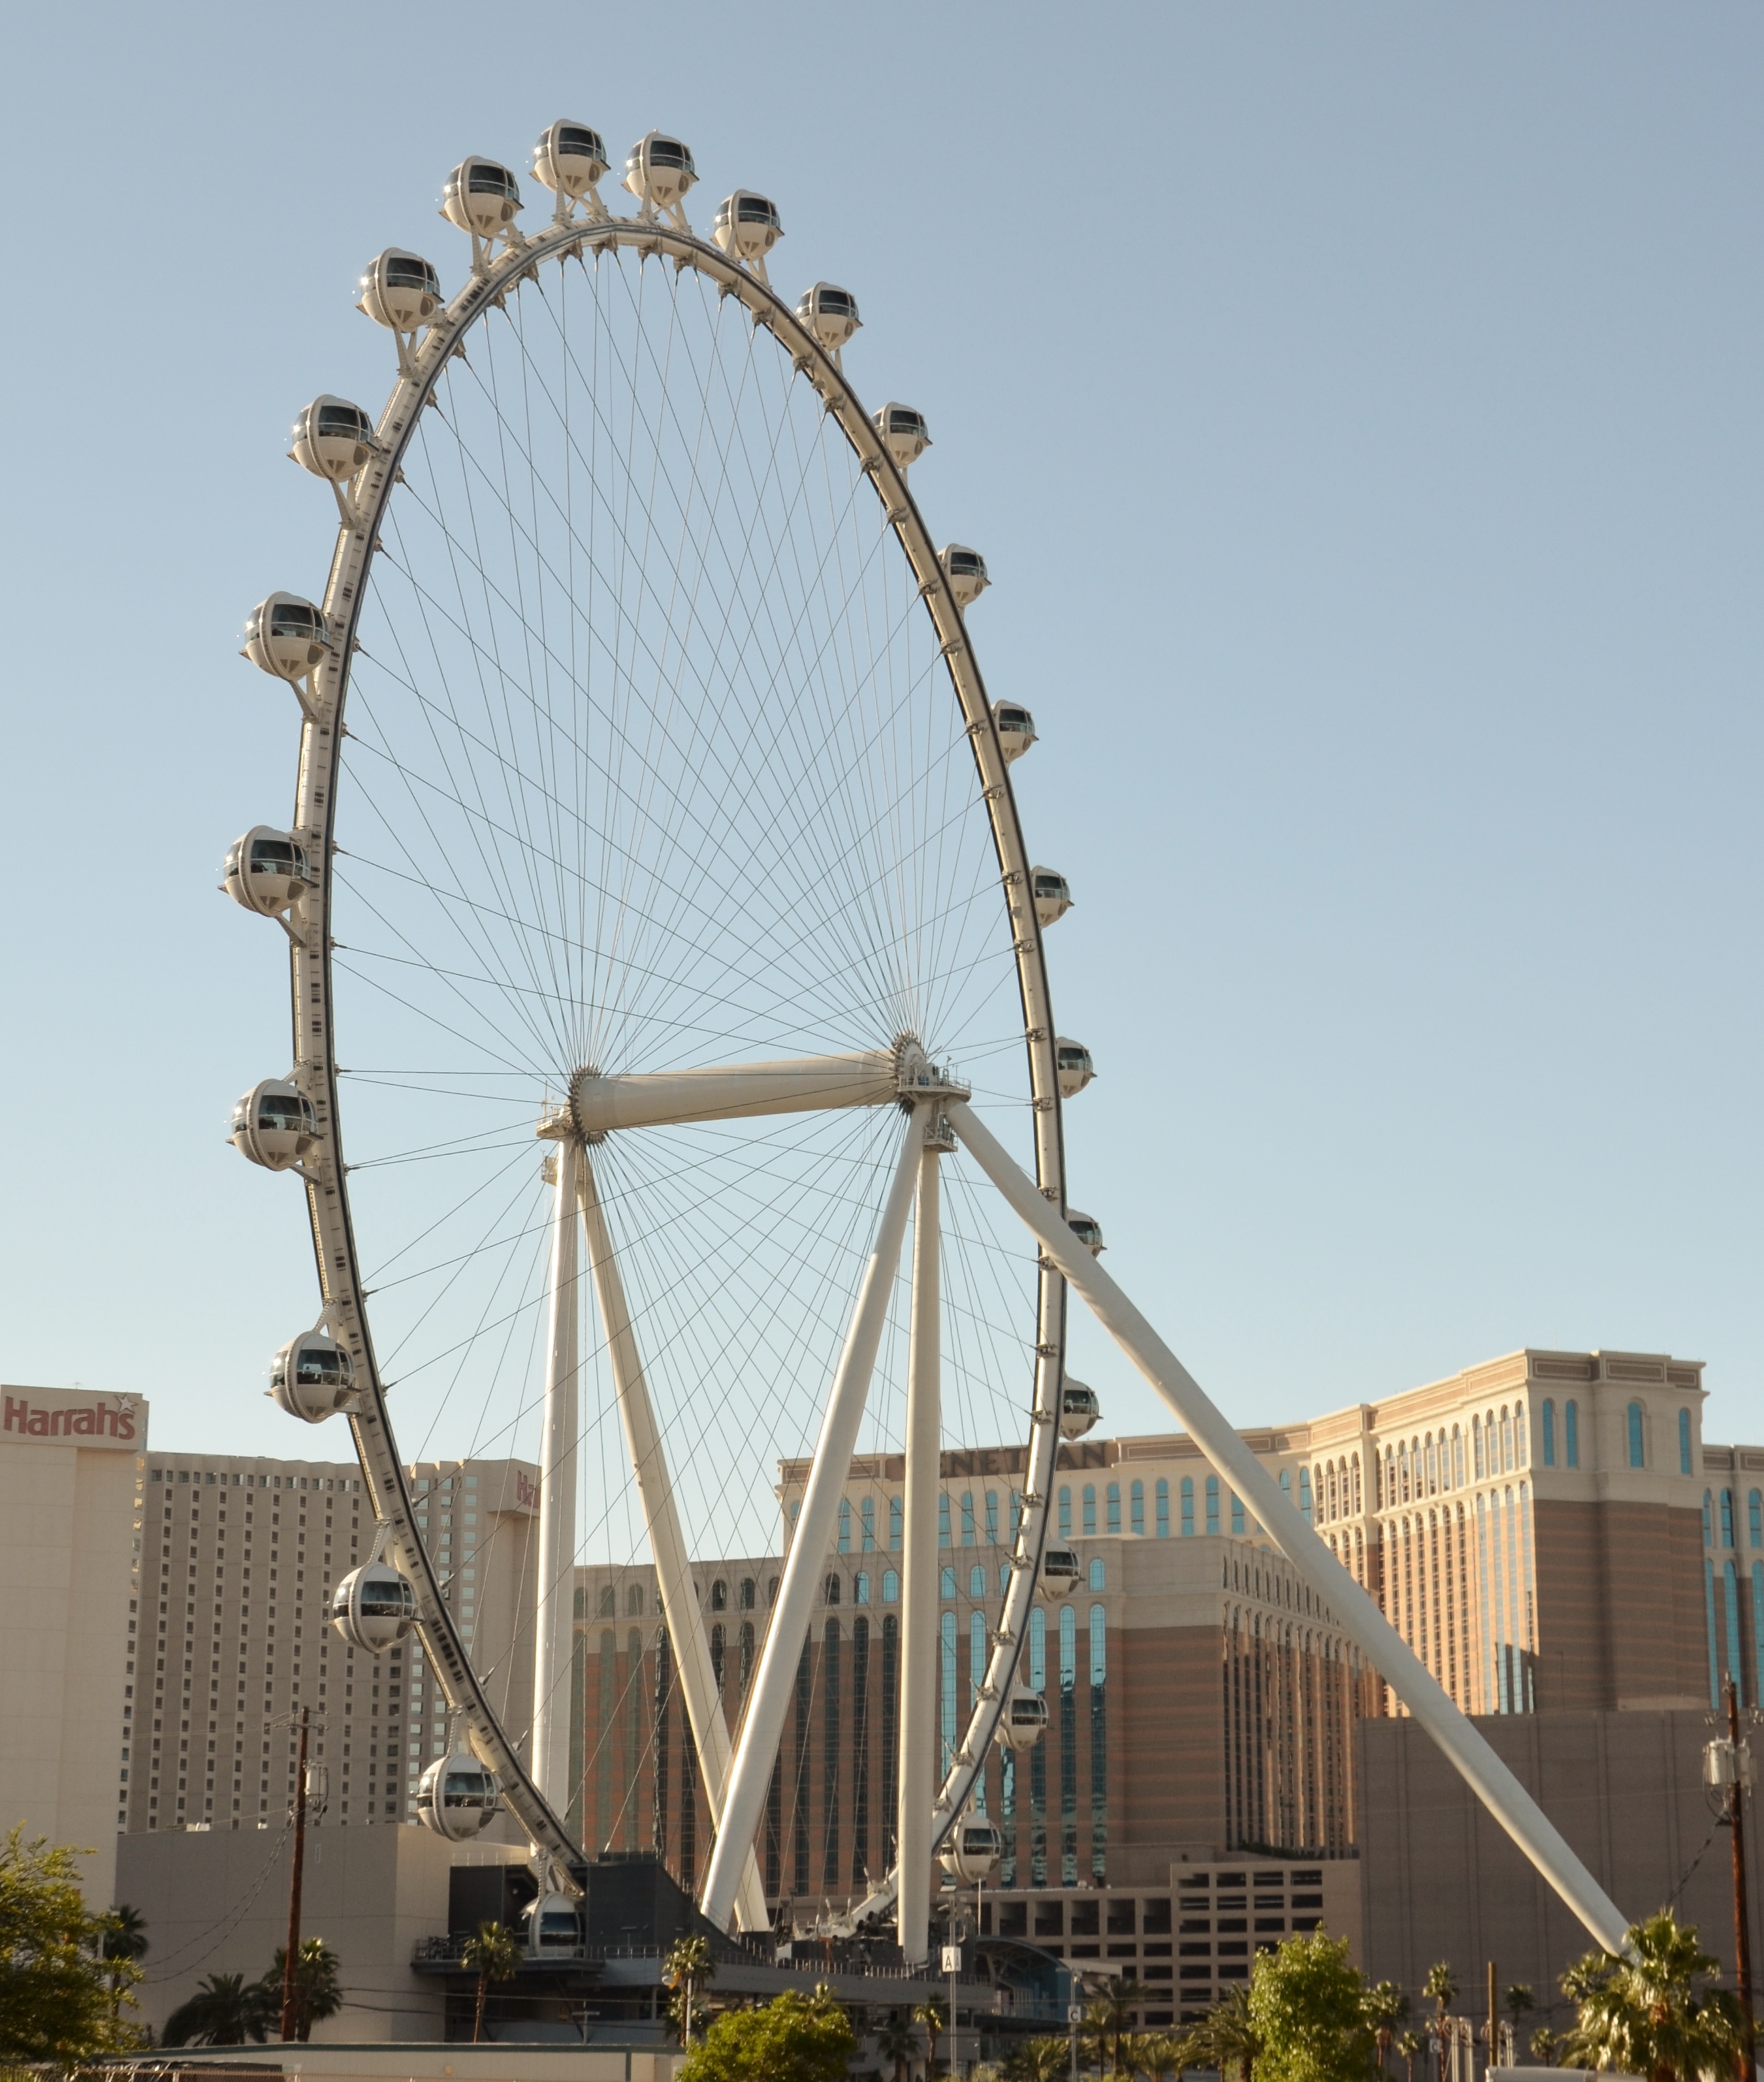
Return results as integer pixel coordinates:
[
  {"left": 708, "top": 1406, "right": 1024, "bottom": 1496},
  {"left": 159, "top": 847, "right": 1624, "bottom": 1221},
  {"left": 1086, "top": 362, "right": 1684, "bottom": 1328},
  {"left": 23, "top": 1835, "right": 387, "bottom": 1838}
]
[
  {"left": 230, "top": 1079, "right": 319, "bottom": 1171},
  {"left": 532, "top": 121, "right": 609, "bottom": 210},
  {"left": 223, "top": 827, "right": 312, "bottom": 917},
  {"left": 875, "top": 403, "right": 931, "bottom": 472},
  {"left": 711, "top": 191, "right": 783, "bottom": 275},
  {"left": 1057, "top": 1379, "right": 1100, "bottom": 1441},
  {"left": 330, "top": 1555, "right": 419, "bottom": 1652},
  {"left": 289, "top": 396, "right": 377, "bottom": 483},
  {"left": 993, "top": 702, "right": 1037, "bottom": 763},
  {"left": 1055, "top": 1039, "right": 1095, "bottom": 1098},
  {"left": 1029, "top": 868, "right": 1072, "bottom": 928},
  {"left": 526, "top": 1893, "right": 582, "bottom": 1957},
  {"left": 995, "top": 1684, "right": 1049, "bottom": 1752},
  {"left": 269, "top": 1332, "right": 357, "bottom": 1424},
  {"left": 1041, "top": 1546, "right": 1082, "bottom": 1588},
  {"left": 795, "top": 282, "right": 861, "bottom": 355},
  {"left": 357, "top": 249, "right": 444, "bottom": 333},
  {"left": 623, "top": 132, "right": 697, "bottom": 217},
  {"left": 244, "top": 594, "right": 329, "bottom": 681},
  {"left": 441, "top": 157, "right": 523, "bottom": 240},
  {"left": 940, "top": 545, "right": 989, "bottom": 607},
  {"left": 1065, "top": 1209, "right": 1105, "bottom": 1257},
  {"left": 416, "top": 1739, "right": 500, "bottom": 1840},
  {"left": 939, "top": 1814, "right": 1002, "bottom": 1885}
]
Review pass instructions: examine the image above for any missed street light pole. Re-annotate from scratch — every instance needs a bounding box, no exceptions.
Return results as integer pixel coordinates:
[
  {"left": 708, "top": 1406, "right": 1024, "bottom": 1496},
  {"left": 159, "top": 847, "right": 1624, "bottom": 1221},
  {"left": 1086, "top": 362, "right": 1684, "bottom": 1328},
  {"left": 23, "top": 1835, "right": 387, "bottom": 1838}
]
[
  {"left": 280, "top": 1705, "right": 310, "bottom": 2042},
  {"left": 1726, "top": 1679, "right": 1756, "bottom": 2081}
]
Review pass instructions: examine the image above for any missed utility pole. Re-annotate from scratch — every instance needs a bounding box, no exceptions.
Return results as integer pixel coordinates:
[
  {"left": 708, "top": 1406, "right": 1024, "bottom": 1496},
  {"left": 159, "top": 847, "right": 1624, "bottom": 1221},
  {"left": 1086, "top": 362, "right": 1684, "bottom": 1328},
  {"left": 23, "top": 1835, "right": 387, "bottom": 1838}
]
[
  {"left": 1725, "top": 1680, "right": 1756, "bottom": 2081},
  {"left": 1486, "top": 1961, "right": 1498, "bottom": 2081},
  {"left": 280, "top": 1705, "right": 310, "bottom": 2042}
]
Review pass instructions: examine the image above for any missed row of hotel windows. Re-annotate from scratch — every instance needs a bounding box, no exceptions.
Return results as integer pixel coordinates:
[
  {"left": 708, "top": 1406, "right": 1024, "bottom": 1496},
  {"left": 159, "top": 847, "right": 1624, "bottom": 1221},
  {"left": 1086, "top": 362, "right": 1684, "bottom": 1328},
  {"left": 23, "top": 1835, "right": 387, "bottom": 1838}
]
[
  {"left": 1705, "top": 1554, "right": 1764, "bottom": 1711},
  {"left": 1703, "top": 1489, "right": 1764, "bottom": 1550}
]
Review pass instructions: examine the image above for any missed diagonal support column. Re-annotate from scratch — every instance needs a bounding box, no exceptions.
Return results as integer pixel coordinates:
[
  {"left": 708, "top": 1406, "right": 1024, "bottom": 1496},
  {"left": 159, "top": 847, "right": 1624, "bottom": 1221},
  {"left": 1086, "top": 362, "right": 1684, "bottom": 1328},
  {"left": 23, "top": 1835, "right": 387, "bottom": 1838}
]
[
  {"left": 579, "top": 1149, "right": 768, "bottom": 1932},
  {"left": 531, "top": 1136, "right": 581, "bottom": 1819},
  {"left": 897, "top": 1121, "right": 947, "bottom": 1965},
  {"left": 944, "top": 1098, "right": 1630, "bottom": 1953},
  {"left": 699, "top": 1108, "right": 925, "bottom": 1933}
]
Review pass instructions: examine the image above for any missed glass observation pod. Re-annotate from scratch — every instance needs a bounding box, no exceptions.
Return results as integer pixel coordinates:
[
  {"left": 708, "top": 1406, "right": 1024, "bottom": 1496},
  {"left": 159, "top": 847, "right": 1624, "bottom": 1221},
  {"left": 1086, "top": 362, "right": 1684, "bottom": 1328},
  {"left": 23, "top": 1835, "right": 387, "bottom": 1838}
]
[
  {"left": 993, "top": 701, "right": 1037, "bottom": 763},
  {"left": 623, "top": 133, "right": 696, "bottom": 212},
  {"left": 329, "top": 1558, "right": 419, "bottom": 1651},
  {"left": 875, "top": 403, "right": 931, "bottom": 471},
  {"left": 224, "top": 827, "right": 311, "bottom": 916},
  {"left": 1029, "top": 868, "right": 1072, "bottom": 927},
  {"left": 244, "top": 594, "right": 329, "bottom": 681},
  {"left": 527, "top": 1894, "right": 582, "bottom": 1955},
  {"left": 1058, "top": 1381, "right": 1100, "bottom": 1439},
  {"left": 230, "top": 1079, "right": 319, "bottom": 1171},
  {"left": 1065, "top": 1210, "right": 1105, "bottom": 1256},
  {"left": 996, "top": 1684, "right": 1050, "bottom": 1751},
  {"left": 940, "top": 1815, "right": 1003, "bottom": 1883},
  {"left": 795, "top": 282, "right": 861, "bottom": 355},
  {"left": 358, "top": 250, "right": 444, "bottom": 332},
  {"left": 290, "top": 396, "right": 377, "bottom": 482},
  {"left": 269, "top": 1332, "right": 356, "bottom": 1424},
  {"left": 712, "top": 191, "right": 784, "bottom": 266},
  {"left": 1042, "top": 1546, "right": 1082, "bottom": 1586},
  {"left": 1054, "top": 1040, "right": 1095, "bottom": 1097},
  {"left": 940, "top": 545, "right": 989, "bottom": 607},
  {"left": 417, "top": 1749, "right": 500, "bottom": 1840},
  {"left": 532, "top": 121, "right": 609, "bottom": 199},
  {"left": 443, "top": 158, "right": 522, "bottom": 236}
]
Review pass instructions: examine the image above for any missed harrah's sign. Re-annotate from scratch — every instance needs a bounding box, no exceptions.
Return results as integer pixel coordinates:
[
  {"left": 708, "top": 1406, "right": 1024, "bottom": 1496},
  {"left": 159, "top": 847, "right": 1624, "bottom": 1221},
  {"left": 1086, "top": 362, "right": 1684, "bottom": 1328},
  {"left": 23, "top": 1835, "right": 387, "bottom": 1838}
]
[{"left": 1, "top": 1386, "right": 141, "bottom": 1447}]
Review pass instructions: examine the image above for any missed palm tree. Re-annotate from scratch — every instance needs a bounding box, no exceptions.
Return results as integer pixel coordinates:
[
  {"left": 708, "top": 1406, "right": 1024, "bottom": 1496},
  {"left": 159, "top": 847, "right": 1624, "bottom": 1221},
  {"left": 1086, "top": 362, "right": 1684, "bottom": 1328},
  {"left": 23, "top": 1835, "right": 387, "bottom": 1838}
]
[
  {"left": 460, "top": 1920, "right": 522, "bottom": 2044},
  {"left": 1123, "top": 2030, "right": 1181, "bottom": 2079},
  {"left": 1003, "top": 2042, "right": 1070, "bottom": 2082},
  {"left": 1364, "top": 1979, "right": 1409, "bottom": 2073},
  {"left": 1558, "top": 1910, "right": 1745, "bottom": 2082},
  {"left": 1396, "top": 2029, "right": 1423, "bottom": 2082},
  {"left": 914, "top": 1998, "right": 948, "bottom": 2078},
  {"left": 664, "top": 1934, "right": 717, "bottom": 2044},
  {"left": 1174, "top": 1984, "right": 1261, "bottom": 2082},
  {"left": 1506, "top": 1983, "right": 1536, "bottom": 2053},
  {"left": 1530, "top": 2026, "right": 1560, "bottom": 2066},
  {"left": 1086, "top": 1979, "right": 1148, "bottom": 2077},
  {"left": 878, "top": 2008, "right": 922, "bottom": 2082},
  {"left": 262, "top": 1938, "right": 343, "bottom": 2043},
  {"left": 1425, "top": 1962, "right": 1459, "bottom": 2079},
  {"left": 162, "top": 1972, "right": 272, "bottom": 2047},
  {"left": 99, "top": 1904, "right": 149, "bottom": 2018}
]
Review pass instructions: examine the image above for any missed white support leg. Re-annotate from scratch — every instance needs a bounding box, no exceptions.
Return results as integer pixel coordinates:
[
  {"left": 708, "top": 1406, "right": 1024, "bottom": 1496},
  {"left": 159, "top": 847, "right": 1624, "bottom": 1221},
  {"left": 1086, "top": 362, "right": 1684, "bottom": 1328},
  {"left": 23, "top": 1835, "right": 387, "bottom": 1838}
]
[
  {"left": 944, "top": 1099, "right": 1631, "bottom": 1955},
  {"left": 699, "top": 1109, "right": 925, "bottom": 1933},
  {"left": 897, "top": 1127, "right": 944, "bottom": 1966},
  {"left": 531, "top": 1137, "right": 581, "bottom": 1818},
  {"left": 578, "top": 1149, "right": 769, "bottom": 1932}
]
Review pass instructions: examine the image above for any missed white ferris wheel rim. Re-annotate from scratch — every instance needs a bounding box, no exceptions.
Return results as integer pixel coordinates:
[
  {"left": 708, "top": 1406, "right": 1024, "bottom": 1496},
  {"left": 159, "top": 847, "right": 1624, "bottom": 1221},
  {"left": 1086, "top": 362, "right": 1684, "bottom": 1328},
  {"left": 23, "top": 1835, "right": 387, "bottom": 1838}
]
[{"left": 268, "top": 189, "right": 1074, "bottom": 1917}]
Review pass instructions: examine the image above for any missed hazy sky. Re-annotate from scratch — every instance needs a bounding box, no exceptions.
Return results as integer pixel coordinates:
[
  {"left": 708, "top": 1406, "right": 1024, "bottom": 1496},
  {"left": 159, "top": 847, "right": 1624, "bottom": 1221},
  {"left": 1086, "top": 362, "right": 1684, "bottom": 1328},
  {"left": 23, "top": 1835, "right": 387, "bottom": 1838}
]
[{"left": 3, "top": 1, "right": 1759, "bottom": 1463}]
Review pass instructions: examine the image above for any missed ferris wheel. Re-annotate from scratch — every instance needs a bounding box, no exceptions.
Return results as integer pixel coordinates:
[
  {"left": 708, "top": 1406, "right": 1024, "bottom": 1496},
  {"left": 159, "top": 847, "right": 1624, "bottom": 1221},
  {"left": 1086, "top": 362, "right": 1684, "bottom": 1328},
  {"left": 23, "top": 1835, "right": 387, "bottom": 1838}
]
[{"left": 225, "top": 116, "right": 1104, "bottom": 1950}]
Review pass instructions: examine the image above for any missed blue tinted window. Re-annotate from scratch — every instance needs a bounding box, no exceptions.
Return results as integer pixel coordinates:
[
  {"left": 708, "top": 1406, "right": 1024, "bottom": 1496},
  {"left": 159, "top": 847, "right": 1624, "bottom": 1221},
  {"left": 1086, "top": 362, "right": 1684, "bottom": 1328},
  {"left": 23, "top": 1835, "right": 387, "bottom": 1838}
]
[
  {"left": 1089, "top": 1605, "right": 1107, "bottom": 1686},
  {"left": 1231, "top": 1494, "right": 1245, "bottom": 1537},
  {"left": 1206, "top": 1476, "right": 1219, "bottom": 1537},
  {"left": 940, "top": 1565, "right": 956, "bottom": 1599},
  {"left": 969, "top": 1563, "right": 986, "bottom": 1598},
  {"left": 1565, "top": 1401, "right": 1579, "bottom": 1468},
  {"left": 939, "top": 1493, "right": 952, "bottom": 1546},
  {"left": 1751, "top": 1492, "right": 1762, "bottom": 1550},
  {"left": 1155, "top": 1479, "right": 1170, "bottom": 1538},
  {"left": 1628, "top": 1402, "right": 1644, "bottom": 1469},
  {"left": 838, "top": 1498, "right": 851, "bottom": 1553},
  {"left": 882, "top": 1568, "right": 899, "bottom": 1603},
  {"left": 1181, "top": 1477, "right": 1194, "bottom": 1535},
  {"left": 1131, "top": 1481, "right": 1144, "bottom": 1535},
  {"left": 1107, "top": 1483, "right": 1121, "bottom": 1533},
  {"left": 1541, "top": 1400, "right": 1556, "bottom": 1467},
  {"left": 1083, "top": 1485, "right": 1097, "bottom": 1536},
  {"left": 854, "top": 1571, "right": 870, "bottom": 1605},
  {"left": 1704, "top": 1492, "right": 1714, "bottom": 1547},
  {"left": 1029, "top": 1605, "right": 1046, "bottom": 1690},
  {"left": 1680, "top": 1409, "right": 1693, "bottom": 1476},
  {"left": 1089, "top": 1557, "right": 1105, "bottom": 1591},
  {"left": 961, "top": 1492, "right": 976, "bottom": 1546},
  {"left": 1299, "top": 1468, "right": 1312, "bottom": 1522},
  {"left": 1722, "top": 1492, "right": 1736, "bottom": 1549},
  {"left": 889, "top": 1498, "right": 903, "bottom": 1550},
  {"left": 1059, "top": 1486, "right": 1071, "bottom": 1538},
  {"left": 861, "top": 1498, "right": 875, "bottom": 1551},
  {"left": 986, "top": 1491, "right": 999, "bottom": 1543}
]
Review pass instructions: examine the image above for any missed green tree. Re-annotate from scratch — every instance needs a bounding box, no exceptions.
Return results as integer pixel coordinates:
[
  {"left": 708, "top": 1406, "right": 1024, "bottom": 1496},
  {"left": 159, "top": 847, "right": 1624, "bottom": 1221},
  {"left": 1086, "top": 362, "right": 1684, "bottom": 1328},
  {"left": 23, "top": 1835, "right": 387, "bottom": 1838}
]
[
  {"left": 161, "top": 1972, "right": 273, "bottom": 2048},
  {"left": 0, "top": 1828, "right": 144, "bottom": 2060},
  {"left": 460, "top": 1920, "right": 521, "bottom": 2043},
  {"left": 1086, "top": 1979, "right": 1149, "bottom": 2077},
  {"left": 1002, "top": 2036, "right": 1070, "bottom": 2082},
  {"left": 878, "top": 2008, "right": 922, "bottom": 2082},
  {"left": 664, "top": 1935, "right": 718, "bottom": 2045},
  {"left": 261, "top": 1937, "right": 343, "bottom": 2043},
  {"left": 1423, "top": 1963, "right": 1458, "bottom": 2079},
  {"left": 1246, "top": 1929, "right": 1377, "bottom": 2082},
  {"left": 914, "top": 1998, "right": 948, "bottom": 2078},
  {"left": 1175, "top": 1983, "right": 1262, "bottom": 2082},
  {"left": 1123, "top": 2030, "right": 1181, "bottom": 2079},
  {"left": 1558, "top": 1911, "right": 1745, "bottom": 2082},
  {"left": 98, "top": 1904, "right": 149, "bottom": 2020},
  {"left": 1362, "top": 1981, "right": 1409, "bottom": 2074},
  {"left": 1530, "top": 2027, "right": 1560, "bottom": 2066},
  {"left": 679, "top": 1987, "right": 858, "bottom": 2082},
  {"left": 1394, "top": 2030, "right": 1422, "bottom": 2082}
]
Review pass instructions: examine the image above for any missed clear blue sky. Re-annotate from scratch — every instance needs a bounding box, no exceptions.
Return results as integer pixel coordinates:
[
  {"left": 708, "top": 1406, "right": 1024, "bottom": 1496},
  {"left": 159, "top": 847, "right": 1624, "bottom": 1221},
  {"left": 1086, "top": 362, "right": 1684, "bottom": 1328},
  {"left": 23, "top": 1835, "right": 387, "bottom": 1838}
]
[{"left": 3, "top": 1, "right": 1759, "bottom": 1458}]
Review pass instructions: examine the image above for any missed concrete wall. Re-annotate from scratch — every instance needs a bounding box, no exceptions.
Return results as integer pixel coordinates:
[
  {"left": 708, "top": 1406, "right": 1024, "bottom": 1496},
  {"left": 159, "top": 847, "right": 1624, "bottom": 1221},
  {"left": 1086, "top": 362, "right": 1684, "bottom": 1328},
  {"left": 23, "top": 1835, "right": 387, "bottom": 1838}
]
[
  {"left": 118, "top": 1824, "right": 528, "bottom": 2043},
  {"left": 0, "top": 1385, "right": 145, "bottom": 1906},
  {"left": 1357, "top": 1710, "right": 1761, "bottom": 2028}
]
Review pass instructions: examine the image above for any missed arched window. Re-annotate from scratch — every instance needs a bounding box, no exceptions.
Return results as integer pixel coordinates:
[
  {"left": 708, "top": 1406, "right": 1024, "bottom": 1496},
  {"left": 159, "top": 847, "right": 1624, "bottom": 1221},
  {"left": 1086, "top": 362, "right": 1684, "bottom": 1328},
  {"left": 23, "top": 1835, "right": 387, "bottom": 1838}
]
[
  {"left": 961, "top": 1492, "right": 977, "bottom": 1546},
  {"left": 1058, "top": 1486, "right": 1072, "bottom": 1538},
  {"left": 1473, "top": 1417, "right": 1484, "bottom": 1482},
  {"left": 1751, "top": 1492, "right": 1763, "bottom": 1550},
  {"left": 1029, "top": 1606, "right": 1047, "bottom": 1690},
  {"left": 1089, "top": 1604, "right": 1108, "bottom": 1685},
  {"left": 1089, "top": 1557, "right": 1106, "bottom": 1591},
  {"left": 940, "top": 1564, "right": 957, "bottom": 1599},
  {"left": 1059, "top": 1605, "right": 1077, "bottom": 1690},
  {"left": 889, "top": 1498, "right": 903, "bottom": 1550},
  {"left": 1628, "top": 1403, "right": 1645, "bottom": 1470},
  {"left": 599, "top": 1585, "right": 615, "bottom": 1618},
  {"left": 1281, "top": 1467, "right": 1292, "bottom": 1505},
  {"left": 1326, "top": 1465, "right": 1338, "bottom": 1520},
  {"left": 1514, "top": 1402, "right": 1527, "bottom": 1466},
  {"left": 1450, "top": 1430, "right": 1464, "bottom": 1490},
  {"left": 1565, "top": 1400, "right": 1580, "bottom": 1469},
  {"left": 940, "top": 1611, "right": 958, "bottom": 1767},
  {"left": 1499, "top": 1409, "right": 1513, "bottom": 1473},
  {"left": 709, "top": 1578, "right": 726, "bottom": 1612},
  {"left": 1082, "top": 1485, "right": 1097, "bottom": 1536},
  {"left": 1680, "top": 1410, "right": 1693, "bottom": 1477},
  {"left": 882, "top": 1569, "right": 900, "bottom": 1604},
  {"left": 1398, "top": 1444, "right": 1409, "bottom": 1504},
  {"left": 1000, "top": 1561, "right": 1012, "bottom": 1595},
  {"left": 838, "top": 1499, "right": 852, "bottom": 1553},
  {"left": 1425, "top": 1439, "right": 1437, "bottom": 1496},
  {"left": 825, "top": 1573, "right": 841, "bottom": 1605},
  {"left": 1541, "top": 1401, "right": 1556, "bottom": 1467},
  {"left": 1106, "top": 1482, "right": 1122, "bottom": 1533},
  {"left": 711, "top": 1622, "right": 726, "bottom": 1686},
  {"left": 1131, "top": 1480, "right": 1145, "bottom": 1535},
  {"left": 626, "top": 1583, "right": 645, "bottom": 1616},
  {"left": 985, "top": 1491, "right": 999, "bottom": 1543},
  {"left": 1231, "top": 1492, "right": 1246, "bottom": 1536},
  {"left": 1704, "top": 1492, "right": 1714, "bottom": 1547},
  {"left": 1181, "top": 1477, "right": 1195, "bottom": 1535},
  {"left": 1155, "top": 1479, "right": 1170, "bottom": 1537},
  {"left": 1726, "top": 1562, "right": 1743, "bottom": 1699},
  {"left": 854, "top": 1571, "right": 871, "bottom": 1606},
  {"left": 861, "top": 1498, "right": 876, "bottom": 1552},
  {"left": 1353, "top": 1454, "right": 1363, "bottom": 1513},
  {"left": 1206, "top": 1476, "right": 1220, "bottom": 1536},
  {"left": 938, "top": 1494, "right": 952, "bottom": 1546},
  {"left": 1722, "top": 1492, "right": 1736, "bottom": 1549},
  {"left": 768, "top": 1575, "right": 780, "bottom": 1605},
  {"left": 1298, "top": 1468, "right": 1312, "bottom": 1522},
  {"left": 970, "top": 1610, "right": 987, "bottom": 1704},
  {"left": 740, "top": 1620, "right": 755, "bottom": 1688},
  {"left": 969, "top": 1563, "right": 986, "bottom": 1598}
]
